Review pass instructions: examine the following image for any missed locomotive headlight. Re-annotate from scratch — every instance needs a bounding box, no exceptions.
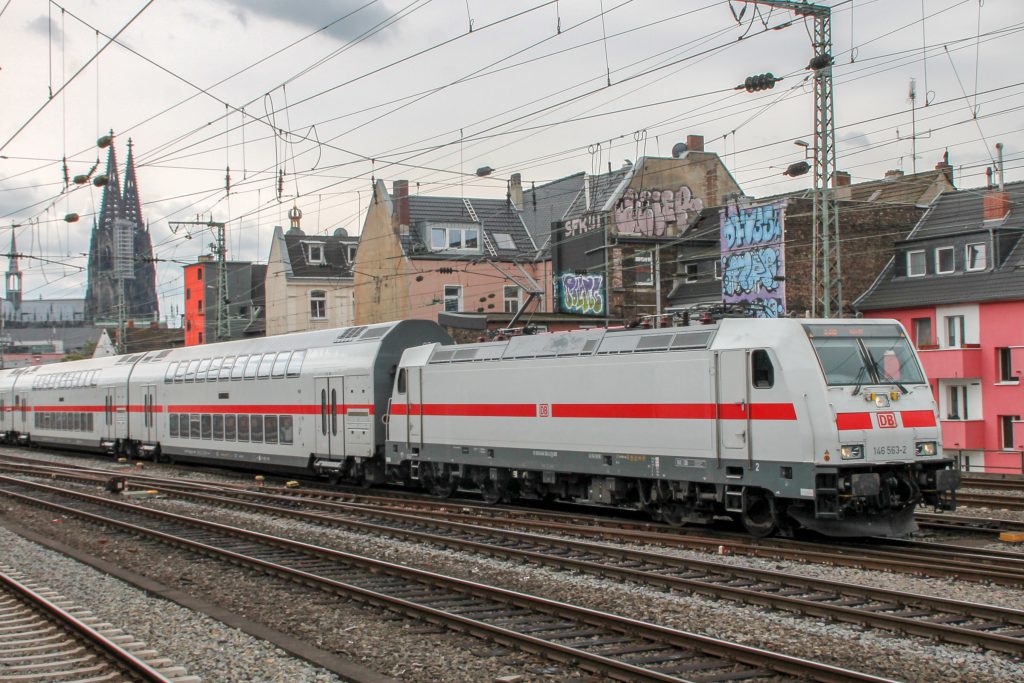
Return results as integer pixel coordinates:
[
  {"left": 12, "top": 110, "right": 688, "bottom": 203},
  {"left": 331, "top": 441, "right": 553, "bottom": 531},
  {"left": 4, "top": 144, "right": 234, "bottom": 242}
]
[
  {"left": 915, "top": 441, "right": 937, "bottom": 457},
  {"left": 873, "top": 394, "right": 890, "bottom": 408},
  {"left": 840, "top": 444, "right": 864, "bottom": 460}
]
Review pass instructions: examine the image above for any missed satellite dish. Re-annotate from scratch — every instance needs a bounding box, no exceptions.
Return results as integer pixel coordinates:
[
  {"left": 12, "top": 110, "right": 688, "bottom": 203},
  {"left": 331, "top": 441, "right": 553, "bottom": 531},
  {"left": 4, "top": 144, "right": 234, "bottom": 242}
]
[
  {"left": 333, "top": 227, "right": 349, "bottom": 237},
  {"left": 671, "top": 142, "right": 688, "bottom": 158}
]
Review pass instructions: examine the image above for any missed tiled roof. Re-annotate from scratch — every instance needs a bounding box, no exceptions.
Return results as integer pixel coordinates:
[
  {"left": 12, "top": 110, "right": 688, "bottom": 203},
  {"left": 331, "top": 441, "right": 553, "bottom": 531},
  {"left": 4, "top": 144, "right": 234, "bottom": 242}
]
[
  {"left": 855, "top": 182, "right": 1024, "bottom": 310},
  {"left": 562, "top": 165, "right": 632, "bottom": 221},
  {"left": 520, "top": 172, "right": 585, "bottom": 251},
  {"left": 282, "top": 231, "right": 356, "bottom": 279},
  {"left": 399, "top": 195, "right": 537, "bottom": 260},
  {"left": 761, "top": 168, "right": 952, "bottom": 207}
]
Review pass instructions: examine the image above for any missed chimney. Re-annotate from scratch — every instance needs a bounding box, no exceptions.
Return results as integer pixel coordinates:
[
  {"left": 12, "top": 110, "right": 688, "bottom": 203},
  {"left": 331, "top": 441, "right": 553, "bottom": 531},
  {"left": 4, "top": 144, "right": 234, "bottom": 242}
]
[
  {"left": 510, "top": 172, "right": 523, "bottom": 209},
  {"left": 883, "top": 169, "right": 904, "bottom": 182},
  {"left": 686, "top": 134, "right": 704, "bottom": 152},
  {"left": 935, "top": 150, "right": 954, "bottom": 185},
  {"left": 392, "top": 180, "right": 409, "bottom": 228},
  {"left": 832, "top": 171, "right": 851, "bottom": 187},
  {"left": 983, "top": 190, "right": 1011, "bottom": 222}
]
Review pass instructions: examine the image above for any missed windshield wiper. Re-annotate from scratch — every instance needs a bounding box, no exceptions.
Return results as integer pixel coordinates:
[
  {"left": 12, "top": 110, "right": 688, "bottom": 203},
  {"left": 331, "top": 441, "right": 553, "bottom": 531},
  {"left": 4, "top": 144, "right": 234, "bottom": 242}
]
[
  {"left": 851, "top": 364, "right": 870, "bottom": 395},
  {"left": 875, "top": 366, "right": 908, "bottom": 395}
]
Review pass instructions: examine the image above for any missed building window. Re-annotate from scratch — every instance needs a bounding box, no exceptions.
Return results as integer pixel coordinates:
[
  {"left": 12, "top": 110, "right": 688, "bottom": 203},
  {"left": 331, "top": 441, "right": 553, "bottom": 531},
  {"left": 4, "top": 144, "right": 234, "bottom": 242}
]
[
  {"left": 186, "top": 319, "right": 191, "bottom": 332},
  {"left": 197, "top": 268, "right": 203, "bottom": 281},
  {"left": 907, "top": 250, "right": 926, "bottom": 277},
  {"left": 310, "top": 290, "right": 326, "bottom": 319},
  {"left": 430, "top": 225, "right": 479, "bottom": 251},
  {"left": 945, "top": 315, "right": 965, "bottom": 348},
  {"left": 998, "top": 347, "right": 1018, "bottom": 383},
  {"left": 965, "top": 243, "right": 987, "bottom": 271},
  {"left": 306, "top": 243, "right": 324, "bottom": 264},
  {"left": 198, "top": 332, "right": 203, "bottom": 344},
  {"left": 947, "top": 385, "right": 969, "bottom": 420},
  {"left": 347, "top": 245, "right": 357, "bottom": 263},
  {"left": 935, "top": 246, "right": 954, "bottom": 274},
  {"left": 198, "top": 300, "right": 203, "bottom": 313},
  {"left": 1000, "top": 415, "right": 1021, "bottom": 450},
  {"left": 503, "top": 285, "right": 521, "bottom": 313},
  {"left": 493, "top": 232, "right": 516, "bottom": 250},
  {"left": 684, "top": 262, "right": 699, "bottom": 284},
  {"left": 634, "top": 251, "right": 653, "bottom": 286},
  {"left": 443, "top": 285, "right": 462, "bottom": 312},
  {"left": 714, "top": 259, "right": 722, "bottom": 281},
  {"left": 912, "top": 317, "right": 933, "bottom": 347},
  {"left": 186, "top": 288, "right": 190, "bottom": 300}
]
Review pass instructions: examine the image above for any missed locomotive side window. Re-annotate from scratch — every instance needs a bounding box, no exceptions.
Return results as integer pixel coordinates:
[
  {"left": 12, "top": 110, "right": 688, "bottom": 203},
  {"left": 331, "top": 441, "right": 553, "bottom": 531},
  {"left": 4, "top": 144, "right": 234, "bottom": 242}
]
[
  {"left": 232, "top": 355, "right": 248, "bottom": 380},
  {"left": 237, "top": 415, "right": 250, "bottom": 442},
  {"left": 286, "top": 351, "right": 305, "bottom": 377},
  {"left": 397, "top": 368, "right": 407, "bottom": 394},
  {"left": 751, "top": 350, "right": 774, "bottom": 389}
]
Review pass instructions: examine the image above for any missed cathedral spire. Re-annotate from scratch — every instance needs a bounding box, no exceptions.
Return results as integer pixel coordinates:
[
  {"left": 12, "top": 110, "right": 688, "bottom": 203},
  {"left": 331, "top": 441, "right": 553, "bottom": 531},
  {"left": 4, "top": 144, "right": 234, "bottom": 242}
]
[
  {"left": 122, "top": 138, "right": 144, "bottom": 231},
  {"left": 96, "top": 131, "right": 122, "bottom": 234},
  {"left": 6, "top": 229, "right": 22, "bottom": 310}
]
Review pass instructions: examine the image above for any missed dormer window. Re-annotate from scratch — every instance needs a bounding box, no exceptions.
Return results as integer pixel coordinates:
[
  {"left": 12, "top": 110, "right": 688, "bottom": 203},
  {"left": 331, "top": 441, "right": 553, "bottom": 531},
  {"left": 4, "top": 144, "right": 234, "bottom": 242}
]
[
  {"left": 966, "top": 242, "right": 987, "bottom": 271},
  {"left": 906, "top": 250, "right": 926, "bottom": 277},
  {"left": 935, "top": 246, "right": 954, "bottom": 274},
  {"left": 304, "top": 242, "right": 324, "bottom": 264},
  {"left": 429, "top": 224, "right": 479, "bottom": 252},
  {"left": 347, "top": 245, "right": 357, "bottom": 263}
]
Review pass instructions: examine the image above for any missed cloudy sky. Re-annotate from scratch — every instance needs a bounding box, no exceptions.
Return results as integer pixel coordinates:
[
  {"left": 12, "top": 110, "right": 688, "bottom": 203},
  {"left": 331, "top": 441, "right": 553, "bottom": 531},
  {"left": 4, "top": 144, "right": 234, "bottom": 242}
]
[{"left": 1, "top": 0, "right": 1021, "bottom": 322}]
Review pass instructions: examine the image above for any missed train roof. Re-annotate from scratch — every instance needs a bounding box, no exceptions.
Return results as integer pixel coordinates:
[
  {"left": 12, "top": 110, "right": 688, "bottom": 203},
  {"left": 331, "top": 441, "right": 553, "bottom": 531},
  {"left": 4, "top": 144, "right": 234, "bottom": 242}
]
[{"left": 413, "top": 317, "right": 902, "bottom": 366}]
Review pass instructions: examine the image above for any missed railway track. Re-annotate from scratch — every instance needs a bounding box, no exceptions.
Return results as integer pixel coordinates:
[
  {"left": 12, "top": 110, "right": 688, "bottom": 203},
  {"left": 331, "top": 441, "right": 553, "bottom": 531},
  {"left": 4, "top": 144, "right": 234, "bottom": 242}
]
[
  {"left": 0, "top": 475, "right": 893, "bottom": 683},
  {"left": 0, "top": 566, "right": 195, "bottom": 683},
  {"left": 3, "top": 456, "right": 1024, "bottom": 586},
  {"left": 5, "top": 464, "right": 1024, "bottom": 658},
  {"left": 955, "top": 492, "right": 1024, "bottom": 511},
  {"left": 960, "top": 477, "right": 1024, "bottom": 492}
]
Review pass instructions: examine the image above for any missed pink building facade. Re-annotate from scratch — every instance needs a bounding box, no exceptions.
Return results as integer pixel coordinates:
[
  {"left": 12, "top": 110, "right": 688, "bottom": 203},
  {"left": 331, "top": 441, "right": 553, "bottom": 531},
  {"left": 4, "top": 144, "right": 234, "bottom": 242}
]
[{"left": 857, "top": 185, "right": 1024, "bottom": 473}]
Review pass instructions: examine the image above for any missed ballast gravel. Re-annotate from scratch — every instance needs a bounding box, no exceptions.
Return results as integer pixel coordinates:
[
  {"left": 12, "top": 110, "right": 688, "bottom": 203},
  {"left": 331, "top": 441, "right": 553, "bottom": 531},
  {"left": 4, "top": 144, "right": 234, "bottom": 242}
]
[
  {"left": 0, "top": 525, "right": 343, "bottom": 683},
  {"left": 82, "top": 492, "right": 1024, "bottom": 681}
]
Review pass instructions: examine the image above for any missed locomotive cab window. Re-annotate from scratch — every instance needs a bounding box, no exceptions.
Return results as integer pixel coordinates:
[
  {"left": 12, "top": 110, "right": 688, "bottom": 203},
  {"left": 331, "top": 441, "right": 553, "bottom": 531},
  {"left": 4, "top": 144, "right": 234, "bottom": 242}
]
[
  {"left": 751, "top": 350, "right": 774, "bottom": 389},
  {"left": 397, "top": 368, "right": 407, "bottom": 394}
]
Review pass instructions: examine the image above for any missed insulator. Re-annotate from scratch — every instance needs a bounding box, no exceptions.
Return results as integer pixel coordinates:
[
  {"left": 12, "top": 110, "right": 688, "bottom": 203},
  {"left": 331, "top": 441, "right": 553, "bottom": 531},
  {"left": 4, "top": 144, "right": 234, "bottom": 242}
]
[
  {"left": 97, "top": 135, "right": 113, "bottom": 149},
  {"left": 808, "top": 53, "right": 833, "bottom": 70},
  {"left": 783, "top": 161, "right": 811, "bottom": 177},
  {"left": 743, "top": 73, "right": 778, "bottom": 92},
  {"left": 93, "top": 175, "right": 108, "bottom": 187},
  {"left": 73, "top": 174, "right": 90, "bottom": 185},
  {"left": 64, "top": 213, "right": 80, "bottom": 223}
]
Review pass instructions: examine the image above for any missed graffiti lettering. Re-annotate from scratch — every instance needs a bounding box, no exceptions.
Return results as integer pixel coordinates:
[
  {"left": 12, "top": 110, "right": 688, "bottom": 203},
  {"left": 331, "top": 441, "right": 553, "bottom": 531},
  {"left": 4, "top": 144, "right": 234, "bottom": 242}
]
[
  {"left": 564, "top": 213, "right": 602, "bottom": 237},
  {"left": 720, "top": 201, "right": 786, "bottom": 318},
  {"left": 614, "top": 186, "right": 703, "bottom": 237},
  {"left": 559, "top": 273, "right": 605, "bottom": 316},
  {"left": 722, "top": 203, "right": 781, "bottom": 250}
]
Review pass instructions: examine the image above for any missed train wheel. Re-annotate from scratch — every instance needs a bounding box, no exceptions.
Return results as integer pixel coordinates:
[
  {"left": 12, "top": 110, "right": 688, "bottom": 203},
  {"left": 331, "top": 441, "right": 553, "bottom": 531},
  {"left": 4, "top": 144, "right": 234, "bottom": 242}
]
[
  {"left": 481, "top": 479, "right": 505, "bottom": 505},
  {"left": 660, "top": 502, "right": 688, "bottom": 528},
  {"left": 741, "top": 490, "right": 778, "bottom": 538},
  {"left": 426, "top": 465, "right": 457, "bottom": 498}
]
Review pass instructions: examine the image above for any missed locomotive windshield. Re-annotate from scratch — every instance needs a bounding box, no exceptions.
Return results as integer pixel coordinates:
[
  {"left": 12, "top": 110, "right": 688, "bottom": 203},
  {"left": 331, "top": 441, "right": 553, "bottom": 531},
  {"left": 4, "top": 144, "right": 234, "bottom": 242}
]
[{"left": 804, "top": 324, "right": 925, "bottom": 387}]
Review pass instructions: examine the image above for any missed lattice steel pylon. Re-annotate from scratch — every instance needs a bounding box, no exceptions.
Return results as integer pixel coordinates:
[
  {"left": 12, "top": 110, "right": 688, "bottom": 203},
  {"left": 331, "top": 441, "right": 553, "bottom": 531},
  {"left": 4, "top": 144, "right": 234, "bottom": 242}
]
[
  {"left": 739, "top": 1, "right": 841, "bottom": 316},
  {"left": 169, "top": 219, "right": 229, "bottom": 341}
]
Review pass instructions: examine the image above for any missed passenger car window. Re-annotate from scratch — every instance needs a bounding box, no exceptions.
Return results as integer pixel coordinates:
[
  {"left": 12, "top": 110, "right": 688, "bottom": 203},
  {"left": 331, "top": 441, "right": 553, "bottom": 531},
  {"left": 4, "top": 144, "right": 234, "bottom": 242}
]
[
  {"left": 272, "top": 352, "right": 290, "bottom": 378},
  {"left": 231, "top": 355, "right": 248, "bottom": 380},
  {"left": 207, "top": 358, "right": 222, "bottom": 381},
  {"left": 244, "top": 355, "right": 261, "bottom": 379},
  {"left": 286, "top": 350, "right": 305, "bottom": 377},
  {"left": 257, "top": 353, "right": 275, "bottom": 379},
  {"left": 220, "top": 356, "right": 235, "bottom": 381},
  {"left": 196, "top": 359, "right": 211, "bottom": 382}
]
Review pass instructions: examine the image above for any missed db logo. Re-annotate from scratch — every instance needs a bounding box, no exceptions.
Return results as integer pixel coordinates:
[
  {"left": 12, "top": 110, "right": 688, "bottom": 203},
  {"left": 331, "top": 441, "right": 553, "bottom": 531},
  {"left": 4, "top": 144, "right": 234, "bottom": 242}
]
[{"left": 876, "top": 412, "right": 897, "bottom": 429}]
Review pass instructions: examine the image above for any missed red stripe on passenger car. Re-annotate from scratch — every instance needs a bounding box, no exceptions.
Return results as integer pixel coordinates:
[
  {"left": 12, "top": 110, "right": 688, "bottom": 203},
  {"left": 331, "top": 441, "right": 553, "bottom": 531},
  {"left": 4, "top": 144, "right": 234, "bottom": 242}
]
[
  {"left": 393, "top": 403, "right": 536, "bottom": 418},
  {"left": 167, "top": 404, "right": 374, "bottom": 415},
  {"left": 900, "top": 410, "right": 936, "bottom": 427},
  {"left": 836, "top": 412, "right": 873, "bottom": 430}
]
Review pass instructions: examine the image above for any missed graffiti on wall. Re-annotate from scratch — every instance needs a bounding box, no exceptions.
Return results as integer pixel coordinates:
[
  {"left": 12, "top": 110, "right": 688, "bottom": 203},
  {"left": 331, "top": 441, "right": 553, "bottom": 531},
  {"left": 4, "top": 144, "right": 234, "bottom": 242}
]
[
  {"left": 720, "top": 201, "right": 785, "bottom": 318},
  {"left": 563, "top": 213, "right": 603, "bottom": 237},
  {"left": 613, "top": 186, "right": 704, "bottom": 237},
  {"left": 558, "top": 273, "right": 605, "bottom": 316}
]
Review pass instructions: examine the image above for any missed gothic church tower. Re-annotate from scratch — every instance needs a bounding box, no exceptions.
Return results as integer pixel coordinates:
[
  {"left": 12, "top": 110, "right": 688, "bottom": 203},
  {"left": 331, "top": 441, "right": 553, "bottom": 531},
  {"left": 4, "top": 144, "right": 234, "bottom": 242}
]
[{"left": 84, "top": 137, "right": 159, "bottom": 322}]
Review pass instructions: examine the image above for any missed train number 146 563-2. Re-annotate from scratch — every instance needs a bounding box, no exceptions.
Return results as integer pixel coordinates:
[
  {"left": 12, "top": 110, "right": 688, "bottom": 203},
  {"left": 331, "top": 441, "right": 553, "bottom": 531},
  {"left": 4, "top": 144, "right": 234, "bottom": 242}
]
[{"left": 873, "top": 445, "right": 908, "bottom": 456}]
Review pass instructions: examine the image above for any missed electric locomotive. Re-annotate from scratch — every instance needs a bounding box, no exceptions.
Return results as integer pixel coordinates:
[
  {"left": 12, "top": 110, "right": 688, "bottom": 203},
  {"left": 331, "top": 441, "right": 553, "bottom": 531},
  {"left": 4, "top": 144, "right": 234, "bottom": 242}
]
[{"left": 385, "top": 317, "right": 958, "bottom": 537}]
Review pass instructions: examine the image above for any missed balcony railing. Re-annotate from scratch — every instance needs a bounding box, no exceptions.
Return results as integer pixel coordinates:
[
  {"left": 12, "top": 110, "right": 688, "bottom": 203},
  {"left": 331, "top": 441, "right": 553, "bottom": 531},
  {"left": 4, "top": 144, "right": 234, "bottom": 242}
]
[
  {"left": 941, "top": 419, "right": 986, "bottom": 450},
  {"left": 917, "top": 346, "right": 983, "bottom": 379}
]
